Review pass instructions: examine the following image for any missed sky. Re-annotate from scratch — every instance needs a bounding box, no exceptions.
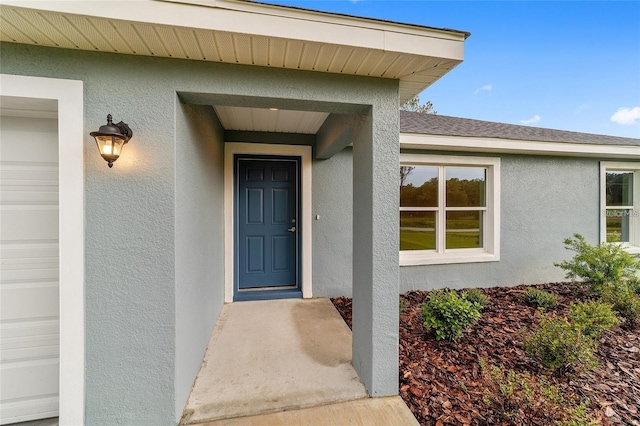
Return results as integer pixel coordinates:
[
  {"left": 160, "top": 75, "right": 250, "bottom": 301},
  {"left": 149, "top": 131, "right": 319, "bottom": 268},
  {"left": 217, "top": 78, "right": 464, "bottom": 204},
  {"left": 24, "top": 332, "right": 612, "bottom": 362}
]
[{"left": 262, "top": 0, "right": 640, "bottom": 139}]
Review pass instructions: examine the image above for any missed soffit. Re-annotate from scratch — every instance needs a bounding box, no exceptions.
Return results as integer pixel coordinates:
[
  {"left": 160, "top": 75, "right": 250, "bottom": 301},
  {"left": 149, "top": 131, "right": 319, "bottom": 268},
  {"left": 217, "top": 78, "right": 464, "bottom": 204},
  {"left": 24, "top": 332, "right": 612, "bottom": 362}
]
[
  {"left": 0, "top": 0, "right": 467, "bottom": 103},
  {"left": 214, "top": 106, "right": 328, "bottom": 134}
]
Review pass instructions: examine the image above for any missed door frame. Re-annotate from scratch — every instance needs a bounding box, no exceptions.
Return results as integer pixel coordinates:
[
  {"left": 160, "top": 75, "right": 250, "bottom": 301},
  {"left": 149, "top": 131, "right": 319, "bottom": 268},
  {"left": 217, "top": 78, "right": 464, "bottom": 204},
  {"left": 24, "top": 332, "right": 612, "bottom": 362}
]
[
  {"left": 0, "top": 74, "right": 85, "bottom": 425},
  {"left": 224, "top": 143, "right": 312, "bottom": 302}
]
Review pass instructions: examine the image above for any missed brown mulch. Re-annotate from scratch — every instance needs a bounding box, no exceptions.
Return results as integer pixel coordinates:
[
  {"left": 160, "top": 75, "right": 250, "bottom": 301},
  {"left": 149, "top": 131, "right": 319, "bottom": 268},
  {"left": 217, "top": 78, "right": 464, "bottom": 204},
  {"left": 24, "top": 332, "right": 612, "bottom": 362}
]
[{"left": 331, "top": 282, "right": 640, "bottom": 426}]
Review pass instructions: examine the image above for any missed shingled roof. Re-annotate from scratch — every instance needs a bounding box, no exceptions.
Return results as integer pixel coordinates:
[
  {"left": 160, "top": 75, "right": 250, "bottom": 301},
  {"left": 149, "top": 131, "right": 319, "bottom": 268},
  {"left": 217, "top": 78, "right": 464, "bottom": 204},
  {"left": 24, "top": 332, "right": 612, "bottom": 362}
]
[{"left": 400, "top": 110, "right": 640, "bottom": 146}]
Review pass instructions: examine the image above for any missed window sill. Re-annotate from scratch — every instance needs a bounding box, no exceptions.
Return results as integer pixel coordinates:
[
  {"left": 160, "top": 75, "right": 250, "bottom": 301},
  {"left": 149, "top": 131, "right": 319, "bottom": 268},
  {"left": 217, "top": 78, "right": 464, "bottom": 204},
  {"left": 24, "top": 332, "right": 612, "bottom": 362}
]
[{"left": 400, "top": 251, "right": 500, "bottom": 266}]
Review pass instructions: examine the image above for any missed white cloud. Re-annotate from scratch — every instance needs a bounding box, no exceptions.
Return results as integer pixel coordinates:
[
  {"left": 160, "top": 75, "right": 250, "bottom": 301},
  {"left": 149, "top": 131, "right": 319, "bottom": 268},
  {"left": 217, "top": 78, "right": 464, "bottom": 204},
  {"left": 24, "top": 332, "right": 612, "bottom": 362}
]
[
  {"left": 473, "top": 84, "right": 492, "bottom": 95},
  {"left": 520, "top": 115, "right": 541, "bottom": 125},
  {"left": 610, "top": 106, "right": 640, "bottom": 125}
]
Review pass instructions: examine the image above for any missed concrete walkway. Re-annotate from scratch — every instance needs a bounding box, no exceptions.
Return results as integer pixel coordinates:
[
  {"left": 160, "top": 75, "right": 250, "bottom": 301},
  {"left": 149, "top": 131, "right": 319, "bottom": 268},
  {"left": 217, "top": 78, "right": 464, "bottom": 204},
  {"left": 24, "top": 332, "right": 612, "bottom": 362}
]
[{"left": 180, "top": 298, "right": 418, "bottom": 425}]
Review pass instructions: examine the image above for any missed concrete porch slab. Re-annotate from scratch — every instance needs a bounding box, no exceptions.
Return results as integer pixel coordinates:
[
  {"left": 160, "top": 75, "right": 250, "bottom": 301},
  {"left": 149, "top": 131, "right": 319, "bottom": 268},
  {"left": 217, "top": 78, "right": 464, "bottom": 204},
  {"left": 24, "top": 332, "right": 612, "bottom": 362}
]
[
  {"left": 180, "top": 298, "right": 369, "bottom": 424},
  {"left": 195, "top": 396, "right": 420, "bottom": 426}
]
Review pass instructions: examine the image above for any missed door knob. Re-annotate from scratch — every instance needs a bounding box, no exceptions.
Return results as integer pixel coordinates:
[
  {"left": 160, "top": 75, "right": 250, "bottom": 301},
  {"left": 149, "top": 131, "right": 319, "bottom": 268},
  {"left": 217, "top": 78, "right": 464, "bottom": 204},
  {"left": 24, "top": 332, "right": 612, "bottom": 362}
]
[{"left": 288, "top": 226, "right": 296, "bottom": 232}]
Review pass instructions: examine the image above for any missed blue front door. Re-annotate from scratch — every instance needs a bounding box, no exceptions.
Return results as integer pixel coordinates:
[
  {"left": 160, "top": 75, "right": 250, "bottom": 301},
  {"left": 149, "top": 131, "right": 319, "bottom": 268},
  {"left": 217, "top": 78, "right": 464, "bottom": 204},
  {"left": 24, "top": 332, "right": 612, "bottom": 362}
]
[{"left": 235, "top": 156, "right": 300, "bottom": 299}]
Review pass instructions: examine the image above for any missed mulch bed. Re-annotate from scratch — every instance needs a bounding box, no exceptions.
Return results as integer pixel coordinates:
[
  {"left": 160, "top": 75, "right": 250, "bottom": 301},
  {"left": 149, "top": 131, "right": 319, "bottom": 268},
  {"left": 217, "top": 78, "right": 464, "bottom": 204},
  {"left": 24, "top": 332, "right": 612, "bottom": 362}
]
[{"left": 331, "top": 282, "right": 640, "bottom": 425}]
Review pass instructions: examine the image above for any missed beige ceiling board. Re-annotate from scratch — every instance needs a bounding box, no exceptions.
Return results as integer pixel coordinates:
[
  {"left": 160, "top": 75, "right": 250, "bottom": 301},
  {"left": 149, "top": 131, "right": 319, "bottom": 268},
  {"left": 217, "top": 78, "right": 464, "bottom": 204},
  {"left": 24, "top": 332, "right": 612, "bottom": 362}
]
[
  {"left": 213, "top": 106, "right": 329, "bottom": 134},
  {"left": 0, "top": 19, "right": 32, "bottom": 45},
  {"left": 0, "top": 0, "right": 467, "bottom": 102},
  {"left": 64, "top": 14, "right": 117, "bottom": 52},
  {"left": 283, "top": 40, "right": 303, "bottom": 69}
]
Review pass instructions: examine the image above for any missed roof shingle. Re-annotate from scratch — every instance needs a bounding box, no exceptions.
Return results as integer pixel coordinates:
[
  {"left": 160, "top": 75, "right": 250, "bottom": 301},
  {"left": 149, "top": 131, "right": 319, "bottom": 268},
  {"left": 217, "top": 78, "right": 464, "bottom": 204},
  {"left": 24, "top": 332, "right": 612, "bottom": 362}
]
[{"left": 399, "top": 111, "right": 640, "bottom": 146}]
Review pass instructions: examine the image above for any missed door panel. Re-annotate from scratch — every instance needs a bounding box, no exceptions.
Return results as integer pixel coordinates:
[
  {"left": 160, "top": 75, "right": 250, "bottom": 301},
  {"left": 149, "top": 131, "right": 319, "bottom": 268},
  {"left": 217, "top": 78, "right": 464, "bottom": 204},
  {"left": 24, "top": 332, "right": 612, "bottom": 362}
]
[{"left": 237, "top": 158, "right": 298, "bottom": 290}]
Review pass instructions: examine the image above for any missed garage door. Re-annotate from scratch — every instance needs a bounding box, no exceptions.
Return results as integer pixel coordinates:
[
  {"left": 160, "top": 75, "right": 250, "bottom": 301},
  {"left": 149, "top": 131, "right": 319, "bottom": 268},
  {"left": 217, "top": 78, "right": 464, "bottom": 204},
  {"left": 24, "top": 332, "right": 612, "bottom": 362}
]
[{"left": 1, "top": 114, "right": 59, "bottom": 424}]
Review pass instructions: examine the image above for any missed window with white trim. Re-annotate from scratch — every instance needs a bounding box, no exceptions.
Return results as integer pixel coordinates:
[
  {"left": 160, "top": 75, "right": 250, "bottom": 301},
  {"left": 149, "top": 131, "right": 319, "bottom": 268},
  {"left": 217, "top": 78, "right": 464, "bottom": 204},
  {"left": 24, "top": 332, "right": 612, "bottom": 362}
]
[
  {"left": 601, "top": 162, "right": 640, "bottom": 253},
  {"left": 400, "top": 154, "right": 500, "bottom": 266}
]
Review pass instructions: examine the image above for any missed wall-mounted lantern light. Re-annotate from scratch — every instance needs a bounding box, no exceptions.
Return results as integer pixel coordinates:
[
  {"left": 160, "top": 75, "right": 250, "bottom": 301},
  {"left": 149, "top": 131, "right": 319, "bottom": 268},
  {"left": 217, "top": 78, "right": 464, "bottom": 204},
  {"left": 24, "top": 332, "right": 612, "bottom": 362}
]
[{"left": 90, "top": 114, "right": 133, "bottom": 168}]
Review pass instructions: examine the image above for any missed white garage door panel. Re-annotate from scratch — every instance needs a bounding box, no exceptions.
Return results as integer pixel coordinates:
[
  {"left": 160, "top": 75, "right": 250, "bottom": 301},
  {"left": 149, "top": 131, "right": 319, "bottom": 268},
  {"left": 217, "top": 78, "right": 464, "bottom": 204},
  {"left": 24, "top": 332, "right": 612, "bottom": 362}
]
[
  {"left": 0, "top": 209, "right": 59, "bottom": 242},
  {"left": 0, "top": 116, "right": 58, "bottom": 163},
  {"left": 1, "top": 244, "right": 58, "bottom": 260},
  {"left": 1, "top": 334, "right": 59, "bottom": 361},
  {"left": 1, "top": 319, "right": 58, "bottom": 339},
  {"left": 1, "top": 284, "right": 59, "bottom": 320},
  {"left": 0, "top": 164, "right": 58, "bottom": 205},
  {"left": 0, "top": 397, "right": 58, "bottom": 424},
  {"left": 1, "top": 113, "right": 59, "bottom": 424},
  {"left": 1, "top": 359, "right": 59, "bottom": 400}
]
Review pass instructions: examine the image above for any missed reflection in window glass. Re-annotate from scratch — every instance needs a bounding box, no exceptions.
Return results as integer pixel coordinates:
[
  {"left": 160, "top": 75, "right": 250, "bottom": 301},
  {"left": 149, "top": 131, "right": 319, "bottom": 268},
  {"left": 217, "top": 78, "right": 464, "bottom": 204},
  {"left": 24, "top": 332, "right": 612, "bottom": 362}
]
[
  {"left": 400, "top": 166, "right": 438, "bottom": 207},
  {"left": 606, "top": 172, "right": 633, "bottom": 207},
  {"left": 446, "top": 167, "right": 486, "bottom": 207},
  {"left": 446, "top": 211, "right": 482, "bottom": 249},
  {"left": 400, "top": 211, "right": 436, "bottom": 250},
  {"left": 605, "top": 209, "right": 631, "bottom": 243}
]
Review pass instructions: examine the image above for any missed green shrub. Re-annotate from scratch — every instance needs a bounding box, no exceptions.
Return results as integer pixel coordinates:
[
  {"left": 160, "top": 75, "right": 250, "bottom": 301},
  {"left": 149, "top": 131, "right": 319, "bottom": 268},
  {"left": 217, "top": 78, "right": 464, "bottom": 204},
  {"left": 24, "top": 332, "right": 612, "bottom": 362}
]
[
  {"left": 629, "top": 277, "right": 640, "bottom": 296},
  {"left": 464, "top": 288, "right": 490, "bottom": 310},
  {"left": 399, "top": 298, "right": 408, "bottom": 315},
  {"left": 479, "top": 358, "right": 596, "bottom": 425},
  {"left": 560, "top": 399, "right": 597, "bottom": 426},
  {"left": 524, "top": 288, "right": 558, "bottom": 310},
  {"left": 602, "top": 283, "right": 640, "bottom": 327},
  {"left": 568, "top": 300, "right": 619, "bottom": 337},
  {"left": 524, "top": 315, "right": 597, "bottom": 375},
  {"left": 421, "top": 289, "right": 481, "bottom": 341},
  {"left": 554, "top": 234, "right": 640, "bottom": 295}
]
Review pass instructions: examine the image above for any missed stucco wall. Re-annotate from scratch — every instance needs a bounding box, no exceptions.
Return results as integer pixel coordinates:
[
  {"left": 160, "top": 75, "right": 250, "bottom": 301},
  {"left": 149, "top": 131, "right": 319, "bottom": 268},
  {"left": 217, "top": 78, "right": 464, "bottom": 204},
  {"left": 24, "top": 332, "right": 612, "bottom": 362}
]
[
  {"left": 312, "top": 148, "right": 353, "bottom": 297},
  {"left": 175, "top": 103, "right": 225, "bottom": 420},
  {"left": 400, "top": 154, "right": 602, "bottom": 291},
  {"left": 1, "top": 41, "right": 403, "bottom": 423},
  {"left": 310, "top": 152, "right": 619, "bottom": 295}
]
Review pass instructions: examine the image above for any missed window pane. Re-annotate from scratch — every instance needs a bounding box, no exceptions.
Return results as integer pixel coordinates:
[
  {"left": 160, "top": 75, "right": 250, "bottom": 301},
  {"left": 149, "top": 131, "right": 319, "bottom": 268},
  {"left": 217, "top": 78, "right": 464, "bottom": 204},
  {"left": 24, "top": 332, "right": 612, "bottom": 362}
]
[
  {"left": 400, "top": 166, "right": 438, "bottom": 207},
  {"left": 606, "top": 172, "right": 633, "bottom": 206},
  {"left": 446, "top": 211, "right": 482, "bottom": 249},
  {"left": 400, "top": 211, "right": 436, "bottom": 250},
  {"left": 605, "top": 209, "right": 631, "bottom": 243},
  {"left": 446, "top": 167, "right": 486, "bottom": 207}
]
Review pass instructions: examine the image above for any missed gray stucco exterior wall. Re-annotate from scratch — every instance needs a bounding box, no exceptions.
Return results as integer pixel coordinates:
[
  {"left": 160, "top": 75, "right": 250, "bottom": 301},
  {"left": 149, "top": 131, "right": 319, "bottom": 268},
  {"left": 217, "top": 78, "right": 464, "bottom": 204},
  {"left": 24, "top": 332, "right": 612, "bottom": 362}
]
[
  {"left": 175, "top": 103, "right": 225, "bottom": 420},
  {"left": 310, "top": 152, "right": 623, "bottom": 294},
  {"left": 352, "top": 102, "right": 400, "bottom": 396},
  {"left": 400, "top": 154, "right": 602, "bottom": 291},
  {"left": 1, "top": 41, "right": 404, "bottom": 423},
  {"left": 312, "top": 148, "right": 353, "bottom": 297}
]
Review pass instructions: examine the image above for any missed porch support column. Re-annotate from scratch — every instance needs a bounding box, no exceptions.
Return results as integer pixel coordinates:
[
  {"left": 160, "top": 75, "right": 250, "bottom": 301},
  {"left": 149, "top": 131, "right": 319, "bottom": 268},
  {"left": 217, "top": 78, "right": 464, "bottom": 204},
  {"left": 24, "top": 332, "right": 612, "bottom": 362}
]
[{"left": 351, "top": 104, "right": 399, "bottom": 396}]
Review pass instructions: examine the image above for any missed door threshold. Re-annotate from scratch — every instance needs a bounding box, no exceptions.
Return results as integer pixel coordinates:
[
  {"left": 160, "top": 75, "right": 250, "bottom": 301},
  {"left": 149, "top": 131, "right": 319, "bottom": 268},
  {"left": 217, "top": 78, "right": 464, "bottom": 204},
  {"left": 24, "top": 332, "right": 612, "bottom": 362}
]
[{"left": 234, "top": 289, "right": 302, "bottom": 302}]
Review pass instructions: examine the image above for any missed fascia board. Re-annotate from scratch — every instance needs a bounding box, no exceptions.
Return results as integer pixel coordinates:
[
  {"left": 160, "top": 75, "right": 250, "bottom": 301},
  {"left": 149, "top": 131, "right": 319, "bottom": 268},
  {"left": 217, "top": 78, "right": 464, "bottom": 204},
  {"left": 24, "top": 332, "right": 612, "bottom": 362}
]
[
  {"left": 1, "top": 0, "right": 465, "bottom": 60},
  {"left": 400, "top": 133, "right": 640, "bottom": 159},
  {"left": 170, "top": 0, "right": 468, "bottom": 41}
]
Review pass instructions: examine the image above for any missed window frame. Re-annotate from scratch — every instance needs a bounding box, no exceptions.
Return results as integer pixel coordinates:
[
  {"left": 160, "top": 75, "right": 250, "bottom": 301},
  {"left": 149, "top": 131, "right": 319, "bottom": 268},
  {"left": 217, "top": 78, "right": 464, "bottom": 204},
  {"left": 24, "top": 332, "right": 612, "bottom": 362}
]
[
  {"left": 400, "top": 154, "right": 500, "bottom": 266},
  {"left": 600, "top": 161, "right": 640, "bottom": 254}
]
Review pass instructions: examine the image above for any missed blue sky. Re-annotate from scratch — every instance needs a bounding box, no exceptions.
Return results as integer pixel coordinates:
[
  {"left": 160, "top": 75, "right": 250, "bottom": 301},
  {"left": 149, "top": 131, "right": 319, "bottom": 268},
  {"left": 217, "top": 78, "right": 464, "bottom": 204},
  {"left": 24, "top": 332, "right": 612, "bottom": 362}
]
[{"left": 264, "top": 0, "right": 640, "bottom": 139}]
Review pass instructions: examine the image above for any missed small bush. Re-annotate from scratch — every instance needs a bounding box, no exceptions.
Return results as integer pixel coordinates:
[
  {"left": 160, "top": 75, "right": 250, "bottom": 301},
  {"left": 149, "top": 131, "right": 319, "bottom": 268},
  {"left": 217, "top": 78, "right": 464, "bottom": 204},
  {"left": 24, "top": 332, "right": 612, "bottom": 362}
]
[
  {"left": 554, "top": 234, "right": 640, "bottom": 295},
  {"left": 602, "top": 283, "right": 640, "bottom": 327},
  {"left": 399, "top": 298, "right": 408, "bottom": 315},
  {"left": 524, "top": 288, "right": 558, "bottom": 310},
  {"left": 421, "top": 289, "right": 481, "bottom": 341},
  {"left": 524, "top": 315, "right": 597, "bottom": 376},
  {"left": 568, "top": 300, "right": 619, "bottom": 337},
  {"left": 464, "top": 288, "right": 490, "bottom": 310},
  {"left": 629, "top": 277, "right": 640, "bottom": 296},
  {"left": 479, "top": 358, "right": 596, "bottom": 425}
]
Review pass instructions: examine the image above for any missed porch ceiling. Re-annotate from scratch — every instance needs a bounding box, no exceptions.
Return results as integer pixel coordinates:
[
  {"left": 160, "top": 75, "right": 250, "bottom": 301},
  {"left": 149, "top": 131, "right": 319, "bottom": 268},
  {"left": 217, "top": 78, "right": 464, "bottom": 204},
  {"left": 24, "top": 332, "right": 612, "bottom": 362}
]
[
  {"left": 0, "top": 0, "right": 467, "bottom": 104},
  {"left": 214, "top": 106, "right": 329, "bottom": 134}
]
